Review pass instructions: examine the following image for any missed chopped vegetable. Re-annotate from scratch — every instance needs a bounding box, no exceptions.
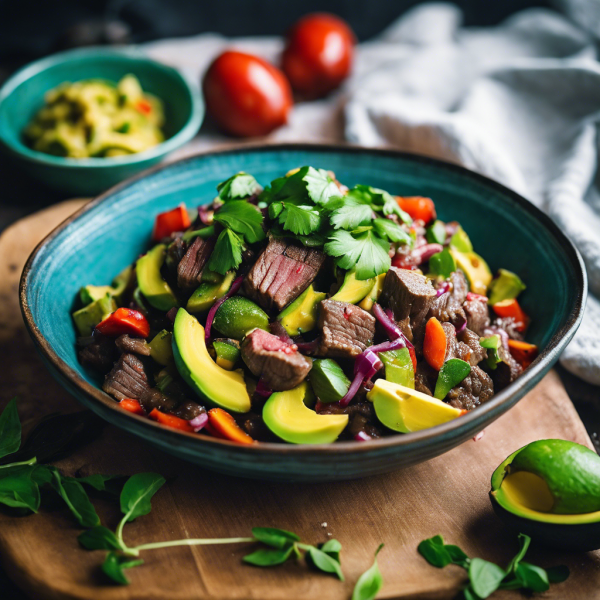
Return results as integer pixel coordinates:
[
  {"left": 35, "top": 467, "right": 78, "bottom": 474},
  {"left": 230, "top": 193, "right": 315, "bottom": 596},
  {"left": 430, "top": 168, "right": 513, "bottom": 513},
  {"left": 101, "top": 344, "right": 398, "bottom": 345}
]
[
  {"left": 423, "top": 317, "right": 447, "bottom": 371},
  {"left": 429, "top": 249, "right": 456, "bottom": 278},
  {"left": 508, "top": 339, "right": 538, "bottom": 369},
  {"left": 380, "top": 347, "right": 415, "bottom": 389},
  {"left": 492, "top": 298, "right": 530, "bottom": 332},
  {"left": 395, "top": 196, "right": 436, "bottom": 223},
  {"left": 488, "top": 269, "right": 526, "bottom": 306},
  {"left": 72, "top": 293, "right": 117, "bottom": 336},
  {"left": 480, "top": 335, "right": 502, "bottom": 370},
  {"left": 95, "top": 308, "right": 150, "bottom": 338},
  {"left": 434, "top": 359, "right": 471, "bottom": 400},
  {"left": 426, "top": 220, "right": 447, "bottom": 244},
  {"left": 151, "top": 204, "right": 191, "bottom": 241},
  {"left": 207, "top": 408, "right": 254, "bottom": 445},
  {"left": 119, "top": 399, "right": 145, "bottom": 415},
  {"left": 148, "top": 330, "right": 173, "bottom": 366},
  {"left": 149, "top": 409, "right": 194, "bottom": 432}
]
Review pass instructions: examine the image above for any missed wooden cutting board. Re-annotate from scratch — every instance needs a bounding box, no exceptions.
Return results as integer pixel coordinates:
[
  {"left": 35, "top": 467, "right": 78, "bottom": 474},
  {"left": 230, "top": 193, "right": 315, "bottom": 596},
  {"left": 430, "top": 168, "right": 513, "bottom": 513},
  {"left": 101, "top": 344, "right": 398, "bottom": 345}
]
[{"left": 1, "top": 201, "right": 599, "bottom": 600}]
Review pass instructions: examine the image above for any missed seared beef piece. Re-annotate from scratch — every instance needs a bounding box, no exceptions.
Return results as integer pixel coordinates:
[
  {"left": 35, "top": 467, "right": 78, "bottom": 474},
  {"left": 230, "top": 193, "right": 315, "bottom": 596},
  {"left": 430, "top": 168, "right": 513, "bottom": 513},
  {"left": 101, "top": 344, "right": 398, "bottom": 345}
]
[
  {"left": 165, "top": 237, "right": 186, "bottom": 276},
  {"left": 103, "top": 353, "right": 150, "bottom": 401},
  {"left": 428, "top": 272, "right": 468, "bottom": 329},
  {"left": 115, "top": 334, "right": 151, "bottom": 356},
  {"left": 173, "top": 401, "right": 205, "bottom": 421},
  {"left": 380, "top": 268, "right": 436, "bottom": 345},
  {"left": 318, "top": 400, "right": 381, "bottom": 439},
  {"left": 177, "top": 236, "right": 215, "bottom": 290},
  {"left": 397, "top": 316, "right": 414, "bottom": 343},
  {"left": 317, "top": 300, "right": 376, "bottom": 358},
  {"left": 77, "top": 335, "right": 116, "bottom": 374},
  {"left": 241, "top": 247, "right": 255, "bottom": 267},
  {"left": 239, "top": 413, "right": 278, "bottom": 442},
  {"left": 491, "top": 336, "right": 523, "bottom": 391},
  {"left": 463, "top": 299, "right": 490, "bottom": 336},
  {"left": 243, "top": 237, "right": 325, "bottom": 311},
  {"left": 492, "top": 317, "right": 524, "bottom": 341},
  {"left": 241, "top": 328, "right": 312, "bottom": 391},
  {"left": 458, "top": 328, "right": 488, "bottom": 366},
  {"left": 139, "top": 387, "right": 178, "bottom": 413},
  {"left": 415, "top": 362, "right": 437, "bottom": 396},
  {"left": 446, "top": 365, "right": 494, "bottom": 411}
]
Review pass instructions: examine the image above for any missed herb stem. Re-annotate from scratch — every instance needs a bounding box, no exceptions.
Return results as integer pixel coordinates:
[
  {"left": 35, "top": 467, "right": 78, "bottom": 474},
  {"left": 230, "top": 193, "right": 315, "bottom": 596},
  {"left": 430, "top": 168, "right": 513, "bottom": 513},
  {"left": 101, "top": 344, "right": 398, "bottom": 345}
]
[
  {"left": 133, "top": 537, "right": 255, "bottom": 552},
  {"left": 0, "top": 457, "right": 37, "bottom": 469}
]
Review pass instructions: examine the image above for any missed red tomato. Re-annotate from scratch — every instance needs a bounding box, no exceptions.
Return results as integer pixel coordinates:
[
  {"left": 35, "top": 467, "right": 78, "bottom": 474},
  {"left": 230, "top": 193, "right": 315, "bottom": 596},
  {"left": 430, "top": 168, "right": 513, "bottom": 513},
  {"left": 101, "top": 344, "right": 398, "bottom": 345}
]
[
  {"left": 396, "top": 196, "right": 437, "bottom": 224},
  {"left": 203, "top": 50, "right": 293, "bottom": 137},
  {"left": 95, "top": 308, "right": 150, "bottom": 338},
  {"left": 152, "top": 204, "right": 191, "bottom": 241},
  {"left": 282, "top": 13, "right": 355, "bottom": 99}
]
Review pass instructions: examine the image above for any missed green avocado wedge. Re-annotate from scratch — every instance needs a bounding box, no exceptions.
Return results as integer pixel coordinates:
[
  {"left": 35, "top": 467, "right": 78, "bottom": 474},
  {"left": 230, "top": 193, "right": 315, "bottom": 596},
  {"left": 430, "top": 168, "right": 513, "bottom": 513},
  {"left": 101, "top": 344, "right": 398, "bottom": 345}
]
[
  {"left": 330, "top": 269, "right": 375, "bottom": 304},
  {"left": 187, "top": 271, "right": 235, "bottom": 314},
  {"left": 172, "top": 309, "right": 251, "bottom": 413},
  {"left": 277, "top": 285, "right": 326, "bottom": 336},
  {"left": 490, "top": 440, "right": 600, "bottom": 551},
  {"left": 136, "top": 244, "right": 178, "bottom": 311},
  {"left": 263, "top": 382, "right": 348, "bottom": 444},
  {"left": 488, "top": 268, "right": 526, "bottom": 306},
  {"left": 309, "top": 358, "right": 350, "bottom": 403}
]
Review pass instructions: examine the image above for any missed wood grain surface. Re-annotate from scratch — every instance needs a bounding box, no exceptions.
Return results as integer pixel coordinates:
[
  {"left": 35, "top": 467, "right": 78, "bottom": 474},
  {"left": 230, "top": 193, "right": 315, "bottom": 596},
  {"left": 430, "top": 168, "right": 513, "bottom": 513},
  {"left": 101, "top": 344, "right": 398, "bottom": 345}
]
[{"left": 0, "top": 201, "right": 599, "bottom": 600}]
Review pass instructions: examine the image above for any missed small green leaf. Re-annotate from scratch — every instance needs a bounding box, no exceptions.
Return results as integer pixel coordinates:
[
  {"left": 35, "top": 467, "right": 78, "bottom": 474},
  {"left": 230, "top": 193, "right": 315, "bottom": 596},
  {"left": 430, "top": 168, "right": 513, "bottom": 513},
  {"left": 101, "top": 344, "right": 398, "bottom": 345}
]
[
  {"left": 468, "top": 558, "right": 505, "bottom": 599},
  {"left": 352, "top": 543, "right": 384, "bottom": 600},
  {"left": 418, "top": 536, "right": 452, "bottom": 568},
  {"left": 505, "top": 533, "right": 530, "bottom": 574},
  {"left": 51, "top": 470, "right": 100, "bottom": 528},
  {"left": 372, "top": 218, "right": 411, "bottom": 244},
  {"left": 546, "top": 565, "right": 569, "bottom": 584},
  {"left": 69, "top": 474, "right": 124, "bottom": 494},
  {"left": 102, "top": 551, "right": 143, "bottom": 585},
  {"left": 303, "top": 167, "right": 340, "bottom": 204},
  {"left": 278, "top": 203, "right": 322, "bottom": 236},
  {"left": 0, "top": 475, "right": 40, "bottom": 512},
  {"left": 213, "top": 200, "right": 265, "bottom": 244},
  {"left": 426, "top": 220, "right": 447, "bottom": 245},
  {"left": 217, "top": 172, "right": 261, "bottom": 201},
  {"left": 243, "top": 546, "right": 294, "bottom": 566},
  {"left": 208, "top": 228, "right": 244, "bottom": 275},
  {"left": 433, "top": 359, "right": 471, "bottom": 400},
  {"left": 251, "top": 527, "right": 300, "bottom": 549},
  {"left": 446, "top": 545, "right": 470, "bottom": 568},
  {"left": 462, "top": 586, "right": 480, "bottom": 600},
  {"left": 0, "top": 398, "right": 21, "bottom": 460},
  {"left": 79, "top": 526, "right": 125, "bottom": 551},
  {"left": 330, "top": 197, "right": 373, "bottom": 230},
  {"left": 120, "top": 472, "right": 166, "bottom": 522},
  {"left": 307, "top": 546, "right": 345, "bottom": 581},
  {"left": 515, "top": 562, "right": 549, "bottom": 593},
  {"left": 429, "top": 249, "right": 456, "bottom": 278},
  {"left": 320, "top": 539, "right": 342, "bottom": 563},
  {"left": 326, "top": 229, "right": 391, "bottom": 280}
]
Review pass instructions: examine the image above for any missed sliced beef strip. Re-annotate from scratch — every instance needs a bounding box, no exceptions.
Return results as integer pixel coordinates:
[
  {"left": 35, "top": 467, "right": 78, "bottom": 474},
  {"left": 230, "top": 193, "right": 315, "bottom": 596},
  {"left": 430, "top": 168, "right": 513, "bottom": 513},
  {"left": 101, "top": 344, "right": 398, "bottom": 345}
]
[
  {"left": 103, "top": 353, "right": 150, "bottom": 401},
  {"left": 77, "top": 335, "right": 116, "bottom": 374},
  {"left": 463, "top": 299, "right": 490, "bottom": 336},
  {"left": 138, "top": 388, "right": 178, "bottom": 414},
  {"left": 238, "top": 413, "right": 278, "bottom": 442},
  {"left": 428, "top": 271, "right": 468, "bottom": 329},
  {"left": 318, "top": 399, "right": 382, "bottom": 440},
  {"left": 441, "top": 322, "right": 485, "bottom": 367},
  {"left": 173, "top": 401, "right": 205, "bottom": 421},
  {"left": 177, "top": 236, "right": 215, "bottom": 290},
  {"left": 491, "top": 334, "right": 523, "bottom": 391},
  {"left": 492, "top": 317, "right": 524, "bottom": 341},
  {"left": 415, "top": 362, "right": 437, "bottom": 397},
  {"left": 243, "top": 237, "right": 325, "bottom": 311},
  {"left": 458, "top": 328, "right": 488, "bottom": 366},
  {"left": 446, "top": 365, "right": 494, "bottom": 411},
  {"left": 115, "top": 334, "right": 151, "bottom": 356},
  {"left": 241, "top": 328, "right": 312, "bottom": 391},
  {"left": 316, "top": 300, "right": 376, "bottom": 358},
  {"left": 165, "top": 237, "right": 186, "bottom": 276}
]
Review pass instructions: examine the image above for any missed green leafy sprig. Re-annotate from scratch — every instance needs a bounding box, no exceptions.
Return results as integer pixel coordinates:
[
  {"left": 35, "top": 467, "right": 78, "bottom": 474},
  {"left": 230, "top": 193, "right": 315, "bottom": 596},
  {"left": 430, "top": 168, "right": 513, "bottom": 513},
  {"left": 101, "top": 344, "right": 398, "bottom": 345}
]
[{"left": 418, "top": 533, "right": 569, "bottom": 599}]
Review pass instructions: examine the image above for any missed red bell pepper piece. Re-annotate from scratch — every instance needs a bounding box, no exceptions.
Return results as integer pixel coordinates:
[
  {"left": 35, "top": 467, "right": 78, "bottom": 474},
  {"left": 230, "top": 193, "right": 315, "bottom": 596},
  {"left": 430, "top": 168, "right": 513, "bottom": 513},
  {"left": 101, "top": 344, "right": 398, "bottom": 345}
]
[
  {"left": 207, "top": 408, "right": 254, "bottom": 445},
  {"left": 135, "top": 99, "right": 153, "bottom": 115},
  {"left": 396, "top": 196, "right": 436, "bottom": 224},
  {"left": 492, "top": 298, "right": 530, "bottom": 332},
  {"left": 508, "top": 339, "right": 538, "bottom": 369},
  {"left": 149, "top": 408, "right": 194, "bottom": 432},
  {"left": 95, "top": 308, "right": 150, "bottom": 338},
  {"left": 408, "top": 346, "right": 418, "bottom": 372},
  {"left": 152, "top": 204, "right": 191, "bottom": 241},
  {"left": 119, "top": 398, "right": 145, "bottom": 415}
]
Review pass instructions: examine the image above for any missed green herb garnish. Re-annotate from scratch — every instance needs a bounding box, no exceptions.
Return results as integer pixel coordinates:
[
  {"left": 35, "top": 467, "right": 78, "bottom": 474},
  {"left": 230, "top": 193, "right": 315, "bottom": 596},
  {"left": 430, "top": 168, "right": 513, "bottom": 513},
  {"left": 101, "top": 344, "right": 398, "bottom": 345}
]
[
  {"left": 217, "top": 172, "right": 262, "bottom": 201},
  {"left": 352, "top": 543, "right": 384, "bottom": 600}
]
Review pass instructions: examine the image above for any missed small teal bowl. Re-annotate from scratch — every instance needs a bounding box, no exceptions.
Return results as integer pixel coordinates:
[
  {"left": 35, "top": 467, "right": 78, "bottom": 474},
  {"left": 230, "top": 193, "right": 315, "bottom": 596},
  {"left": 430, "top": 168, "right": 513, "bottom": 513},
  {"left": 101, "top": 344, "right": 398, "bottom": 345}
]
[
  {"left": 0, "top": 47, "right": 203, "bottom": 196},
  {"left": 20, "top": 145, "right": 586, "bottom": 482}
]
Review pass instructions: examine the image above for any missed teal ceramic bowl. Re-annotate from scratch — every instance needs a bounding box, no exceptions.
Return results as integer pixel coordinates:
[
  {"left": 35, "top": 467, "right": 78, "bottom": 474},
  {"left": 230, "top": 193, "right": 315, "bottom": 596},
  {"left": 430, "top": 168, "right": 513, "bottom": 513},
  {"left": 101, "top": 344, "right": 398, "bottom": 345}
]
[
  {"left": 0, "top": 47, "right": 203, "bottom": 196},
  {"left": 20, "top": 144, "right": 586, "bottom": 482}
]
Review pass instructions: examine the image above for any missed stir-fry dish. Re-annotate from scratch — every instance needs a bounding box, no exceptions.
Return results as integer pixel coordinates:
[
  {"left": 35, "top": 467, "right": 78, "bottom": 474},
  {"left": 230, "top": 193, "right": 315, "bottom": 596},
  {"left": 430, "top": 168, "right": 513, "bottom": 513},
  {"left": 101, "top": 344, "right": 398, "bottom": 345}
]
[
  {"left": 24, "top": 74, "right": 164, "bottom": 158},
  {"left": 73, "top": 167, "right": 538, "bottom": 444}
]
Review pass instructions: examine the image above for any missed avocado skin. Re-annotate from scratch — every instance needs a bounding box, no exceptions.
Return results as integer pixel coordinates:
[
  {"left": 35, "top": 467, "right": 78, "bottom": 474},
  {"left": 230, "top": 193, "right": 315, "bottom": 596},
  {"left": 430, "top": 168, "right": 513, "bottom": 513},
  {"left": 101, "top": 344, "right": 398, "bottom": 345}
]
[{"left": 490, "top": 493, "right": 600, "bottom": 551}]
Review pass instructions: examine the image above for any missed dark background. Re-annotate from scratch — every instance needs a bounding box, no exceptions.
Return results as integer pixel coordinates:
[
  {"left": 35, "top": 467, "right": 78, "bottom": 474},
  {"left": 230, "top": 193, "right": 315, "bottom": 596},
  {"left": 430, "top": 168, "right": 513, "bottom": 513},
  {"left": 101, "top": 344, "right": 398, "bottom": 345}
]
[{"left": 2, "top": 1, "right": 598, "bottom": 598}]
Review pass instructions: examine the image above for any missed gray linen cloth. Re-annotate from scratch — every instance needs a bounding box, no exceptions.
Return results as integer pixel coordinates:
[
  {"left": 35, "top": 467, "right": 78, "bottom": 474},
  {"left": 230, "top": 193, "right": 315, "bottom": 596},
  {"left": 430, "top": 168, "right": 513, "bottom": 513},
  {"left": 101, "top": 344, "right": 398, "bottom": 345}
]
[{"left": 145, "top": 3, "right": 600, "bottom": 384}]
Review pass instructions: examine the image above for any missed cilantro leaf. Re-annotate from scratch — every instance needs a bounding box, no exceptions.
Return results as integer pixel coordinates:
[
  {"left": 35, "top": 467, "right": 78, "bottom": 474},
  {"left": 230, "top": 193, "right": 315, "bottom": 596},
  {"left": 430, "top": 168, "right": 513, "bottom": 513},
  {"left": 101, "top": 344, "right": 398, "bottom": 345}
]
[
  {"left": 208, "top": 229, "right": 244, "bottom": 275},
  {"left": 330, "top": 196, "right": 373, "bottom": 230},
  {"left": 325, "top": 229, "right": 391, "bottom": 279},
  {"left": 303, "top": 167, "right": 341, "bottom": 204},
  {"left": 259, "top": 168, "right": 309, "bottom": 205},
  {"left": 217, "top": 172, "right": 261, "bottom": 201},
  {"left": 213, "top": 201, "right": 265, "bottom": 244},
  {"left": 352, "top": 185, "right": 412, "bottom": 224},
  {"left": 372, "top": 218, "right": 411, "bottom": 243},
  {"left": 277, "top": 203, "right": 322, "bottom": 236}
]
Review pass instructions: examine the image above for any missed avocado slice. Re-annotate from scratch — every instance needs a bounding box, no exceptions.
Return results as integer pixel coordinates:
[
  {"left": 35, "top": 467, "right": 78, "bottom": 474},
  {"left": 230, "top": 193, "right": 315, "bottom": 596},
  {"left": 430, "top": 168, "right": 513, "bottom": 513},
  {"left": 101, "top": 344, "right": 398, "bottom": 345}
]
[
  {"left": 380, "top": 348, "right": 415, "bottom": 389},
  {"left": 488, "top": 268, "right": 526, "bottom": 305},
  {"left": 358, "top": 273, "right": 386, "bottom": 311},
  {"left": 263, "top": 381, "right": 348, "bottom": 444},
  {"left": 309, "top": 358, "right": 350, "bottom": 403},
  {"left": 490, "top": 440, "right": 600, "bottom": 551},
  {"left": 172, "top": 309, "right": 251, "bottom": 413},
  {"left": 331, "top": 269, "right": 375, "bottom": 304},
  {"left": 277, "top": 285, "right": 326, "bottom": 336},
  {"left": 449, "top": 226, "right": 473, "bottom": 253},
  {"left": 367, "top": 379, "right": 464, "bottom": 433},
  {"left": 212, "top": 297, "right": 269, "bottom": 340},
  {"left": 136, "top": 244, "right": 178, "bottom": 311},
  {"left": 187, "top": 272, "right": 235, "bottom": 314},
  {"left": 72, "top": 293, "right": 117, "bottom": 337},
  {"left": 149, "top": 329, "right": 173, "bottom": 366},
  {"left": 213, "top": 338, "right": 241, "bottom": 370},
  {"left": 450, "top": 249, "right": 492, "bottom": 296},
  {"left": 79, "top": 265, "right": 132, "bottom": 306}
]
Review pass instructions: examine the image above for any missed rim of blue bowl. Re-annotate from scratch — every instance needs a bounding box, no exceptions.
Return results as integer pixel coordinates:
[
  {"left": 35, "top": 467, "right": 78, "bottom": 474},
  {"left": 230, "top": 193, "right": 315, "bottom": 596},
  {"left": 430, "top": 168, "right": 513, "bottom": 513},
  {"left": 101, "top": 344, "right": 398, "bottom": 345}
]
[
  {"left": 0, "top": 46, "right": 204, "bottom": 167},
  {"left": 19, "top": 143, "right": 587, "bottom": 456}
]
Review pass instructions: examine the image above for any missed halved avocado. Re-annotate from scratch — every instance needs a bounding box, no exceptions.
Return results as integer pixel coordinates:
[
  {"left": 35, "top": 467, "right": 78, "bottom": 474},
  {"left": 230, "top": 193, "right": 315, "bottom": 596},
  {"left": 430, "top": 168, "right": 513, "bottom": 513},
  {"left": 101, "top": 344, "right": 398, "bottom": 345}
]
[
  {"left": 277, "top": 285, "right": 326, "bottom": 336},
  {"left": 490, "top": 440, "right": 600, "bottom": 551},
  {"left": 172, "top": 309, "right": 251, "bottom": 413},
  {"left": 450, "top": 249, "right": 492, "bottom": 296},
  {"left": 263, "top": 381, "right": 348, "bottom": 444},
  {"left": 331, "top": 269, "right": 375, "bottom": 304},
  {"left": 136, "top": 244, "right": 178, "bottom": 311},
  {"left": 358, "top": 273, "right": 386, "bottom": 311},
  {"left": 187, "top": 271, "right": 235, "bottom": 314},
  {"left": 367, "top": 379, "right": 463, "bottom": 433}
]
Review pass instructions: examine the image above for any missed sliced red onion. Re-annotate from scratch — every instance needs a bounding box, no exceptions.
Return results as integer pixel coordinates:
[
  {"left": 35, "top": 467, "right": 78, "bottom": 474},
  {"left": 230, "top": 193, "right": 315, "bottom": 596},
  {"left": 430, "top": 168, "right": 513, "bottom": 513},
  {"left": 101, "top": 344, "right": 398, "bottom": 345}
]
[
  {"left": 295, "top": 338, "right": 320, "bottom": 355},
  {"left": 455, "top": 320, "right": 467, "bottom": 335},
  {"left": 205, "top": 274, "right": 244, "bottom": 342},
  {"left": 436, "top": 281, "right": 450, "bottom": 297},
  {"left": 189, "top": 413, "right": 208, "bottom": 432},
  {"left": 340, "top": 351, "right": 382, "bottom": 407},
  {"left": 373, "top": 304, "right": 414, "bottom": 350},
  {"left": 354, "top": 431, "right": 372, "bottom": 442},
  {"left": 255, "top": 378, "right": 273, "bottom": 398},
  {"left": 166, "top": 307, "right": 178, "bottom": 322},
  {"left": 269, "top": 321, "right": 293, "bottom": 345},
  {"left": 412, "top": 243, "right": 443, "bottom": 265},
  {"left": 198, "top": 205, "right": 214, "bottom": 225}
]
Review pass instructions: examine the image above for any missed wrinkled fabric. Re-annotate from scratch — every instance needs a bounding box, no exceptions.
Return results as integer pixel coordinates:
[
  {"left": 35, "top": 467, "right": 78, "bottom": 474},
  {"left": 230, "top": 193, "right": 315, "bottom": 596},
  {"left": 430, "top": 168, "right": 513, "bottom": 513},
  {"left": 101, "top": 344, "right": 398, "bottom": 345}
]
[{"left": 145, "top": 3, "right": 600, "bottom": 384}]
